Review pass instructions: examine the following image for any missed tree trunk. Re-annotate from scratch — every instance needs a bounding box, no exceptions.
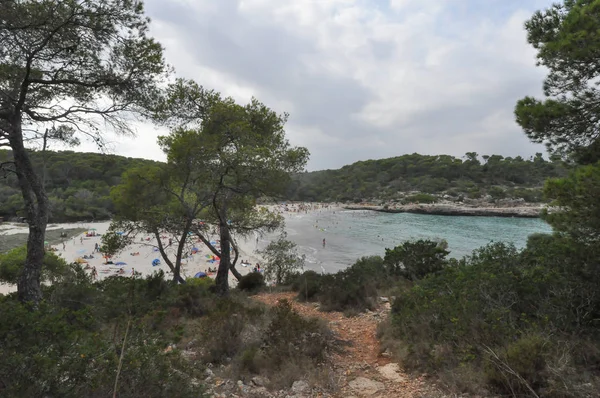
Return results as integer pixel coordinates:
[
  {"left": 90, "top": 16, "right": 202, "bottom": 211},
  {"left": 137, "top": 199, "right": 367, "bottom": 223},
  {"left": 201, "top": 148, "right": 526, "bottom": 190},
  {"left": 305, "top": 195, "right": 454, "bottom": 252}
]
[
  {"left": 9, "top": 118, "right": 47, "bottom": 304},
  {"left": 154, "top": 231, "right": 185, "bottom": 284},
  {"left": 215, "top": 219, "right": 231, "bottom": 295},
  {"left": 229, "top": 238, "right": 243, "bottom": 281}
]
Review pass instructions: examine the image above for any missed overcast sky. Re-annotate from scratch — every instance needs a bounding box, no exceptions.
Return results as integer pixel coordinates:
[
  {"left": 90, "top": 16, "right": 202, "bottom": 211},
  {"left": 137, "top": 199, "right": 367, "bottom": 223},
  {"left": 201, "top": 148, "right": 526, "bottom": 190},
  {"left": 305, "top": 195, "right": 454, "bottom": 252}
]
[{"left": 75, "top": 0, "right": 554, "bottom": 171}]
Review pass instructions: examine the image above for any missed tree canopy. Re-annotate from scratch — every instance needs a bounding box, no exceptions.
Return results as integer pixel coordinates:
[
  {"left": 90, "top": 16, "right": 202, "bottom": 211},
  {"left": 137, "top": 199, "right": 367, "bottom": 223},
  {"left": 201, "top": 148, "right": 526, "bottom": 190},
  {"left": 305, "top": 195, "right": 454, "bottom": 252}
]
[
  {"left": 153, "top": 81, "right": 309, "bottom": 294},
  {"left": 0, "top": 0, "right": 168, "bottom": 303},
  {"left": 286, "top": 152, "right": 566, "bottom": 203},
  {"left": 515, "top": 0, "right": 600, "bottom": 164}
]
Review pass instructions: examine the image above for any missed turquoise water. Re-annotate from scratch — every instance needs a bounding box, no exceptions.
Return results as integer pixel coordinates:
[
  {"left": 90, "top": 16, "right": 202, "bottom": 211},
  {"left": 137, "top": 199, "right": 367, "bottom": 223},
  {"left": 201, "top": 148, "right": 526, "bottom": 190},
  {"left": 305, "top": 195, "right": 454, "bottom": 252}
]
[{"left": 271, "top": 209, "right": 553, "bottom": 273}]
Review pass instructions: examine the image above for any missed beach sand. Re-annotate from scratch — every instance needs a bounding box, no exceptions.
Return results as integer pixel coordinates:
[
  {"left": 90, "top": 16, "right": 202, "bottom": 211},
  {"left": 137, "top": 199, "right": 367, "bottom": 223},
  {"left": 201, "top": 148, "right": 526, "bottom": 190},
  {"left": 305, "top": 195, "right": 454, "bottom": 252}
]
[{"left": 0, "top": 221, "right": 262, "bottom": 295}]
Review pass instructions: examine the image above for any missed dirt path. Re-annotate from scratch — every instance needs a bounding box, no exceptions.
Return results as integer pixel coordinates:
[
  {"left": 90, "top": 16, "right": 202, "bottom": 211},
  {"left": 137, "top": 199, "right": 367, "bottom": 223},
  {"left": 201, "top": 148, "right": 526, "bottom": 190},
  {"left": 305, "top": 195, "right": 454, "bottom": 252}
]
[{"left": 254, "top": 292, "right": 433, "bottom": 398}]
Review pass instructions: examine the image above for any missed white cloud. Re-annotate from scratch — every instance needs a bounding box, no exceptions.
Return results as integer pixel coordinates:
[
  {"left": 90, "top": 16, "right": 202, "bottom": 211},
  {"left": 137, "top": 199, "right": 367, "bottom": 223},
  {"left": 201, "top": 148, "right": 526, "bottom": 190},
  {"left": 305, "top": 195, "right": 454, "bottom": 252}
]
[{"left": 88, "top": 0, "right": 555, "bottom": 170}]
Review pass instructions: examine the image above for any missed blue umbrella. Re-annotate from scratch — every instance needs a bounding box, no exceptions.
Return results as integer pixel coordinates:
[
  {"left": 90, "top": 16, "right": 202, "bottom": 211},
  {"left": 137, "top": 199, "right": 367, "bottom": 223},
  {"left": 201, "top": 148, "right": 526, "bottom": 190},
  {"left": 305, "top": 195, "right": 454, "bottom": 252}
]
[
  {"left": 194, "top": 272, "right": 207, "bottom": 278},
  {"left": 116, "top": 231, "right": 124, "bottom": 235},
  {"left": 152, "top": 259, "right": 161, "bottom": 266},
  {"left": 115, "top": 261, "right": 127, "bottom": 266}
]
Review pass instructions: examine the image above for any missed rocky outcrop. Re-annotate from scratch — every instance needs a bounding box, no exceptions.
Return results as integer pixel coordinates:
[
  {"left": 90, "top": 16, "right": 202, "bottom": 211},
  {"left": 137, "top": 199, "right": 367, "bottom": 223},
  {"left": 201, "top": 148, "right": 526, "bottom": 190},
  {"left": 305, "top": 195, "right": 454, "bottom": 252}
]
[{"left": 343, "top": 203, "right": 543, "bottom": 218}]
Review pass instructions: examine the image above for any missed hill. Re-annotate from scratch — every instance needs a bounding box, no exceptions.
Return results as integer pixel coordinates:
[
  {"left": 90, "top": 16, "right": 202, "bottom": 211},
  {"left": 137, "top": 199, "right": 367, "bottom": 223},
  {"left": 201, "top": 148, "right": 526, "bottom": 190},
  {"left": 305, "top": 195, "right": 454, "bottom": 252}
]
[
  {"left": 286, "top": 152, "right": 567, "bottom": 203},
  {"left": 0, "top": 150, "right": 568, "bottom": 223},
  {"left": 0, "top": 150, "right": 158, "bottom": 222}
]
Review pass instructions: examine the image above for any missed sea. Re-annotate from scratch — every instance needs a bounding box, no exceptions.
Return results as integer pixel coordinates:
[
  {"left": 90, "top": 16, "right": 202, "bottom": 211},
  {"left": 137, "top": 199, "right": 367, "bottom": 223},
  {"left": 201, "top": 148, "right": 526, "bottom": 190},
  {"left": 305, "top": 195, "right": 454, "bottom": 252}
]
[{"left": 260, "top": 208, "right": 553, "bottom": 273}]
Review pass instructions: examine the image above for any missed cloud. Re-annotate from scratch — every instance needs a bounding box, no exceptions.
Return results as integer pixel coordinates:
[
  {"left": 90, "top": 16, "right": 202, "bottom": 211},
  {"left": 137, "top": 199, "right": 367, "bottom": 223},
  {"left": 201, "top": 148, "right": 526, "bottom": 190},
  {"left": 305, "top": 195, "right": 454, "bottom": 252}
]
[{"left": 95, "top": 0, "right": 555, "bottom": 170}]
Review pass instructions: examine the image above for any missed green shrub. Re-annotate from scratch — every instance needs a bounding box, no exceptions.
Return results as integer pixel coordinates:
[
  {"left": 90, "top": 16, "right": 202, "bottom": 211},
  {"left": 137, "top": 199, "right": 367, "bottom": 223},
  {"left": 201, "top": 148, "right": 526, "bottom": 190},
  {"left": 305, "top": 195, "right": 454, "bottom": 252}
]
[
  {"left": 0, "top": 245, "right": 71, "bottom": 284},
  {"left": 318, "top": 256, "right": 385, "bottom": 312},
  {"left": 485, "top": 333, "right": 549, "bottom": 395},
  {"left": 383, "top": 239, "right": 449, "bottom": 281},
  {"left": 237, "top": 272, "right": 265, "bottom": 292},
  {"left": 387, "top": 239, "right": 600, "bottom": 397},
  {"left": 291, "top": 270, "right": 323, "bottom": 301},
  {"left": 0, "top": 297, "right": 203, "bottom": 397}
]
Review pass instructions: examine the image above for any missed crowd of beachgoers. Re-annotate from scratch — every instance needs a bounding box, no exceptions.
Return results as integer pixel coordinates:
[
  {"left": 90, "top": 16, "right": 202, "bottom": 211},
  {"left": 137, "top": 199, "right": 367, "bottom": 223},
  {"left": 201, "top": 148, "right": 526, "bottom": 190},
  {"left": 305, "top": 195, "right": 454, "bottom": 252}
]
[{"left": 0, "top": 203, "right": 340, "bottom": 295}]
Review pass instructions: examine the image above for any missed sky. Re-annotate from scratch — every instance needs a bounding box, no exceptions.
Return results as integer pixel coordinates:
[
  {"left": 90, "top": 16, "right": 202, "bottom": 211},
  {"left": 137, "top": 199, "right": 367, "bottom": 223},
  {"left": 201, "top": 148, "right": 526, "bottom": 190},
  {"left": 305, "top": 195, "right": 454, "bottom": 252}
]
[{"left": 74, "top": 0, "right": 555, "bottom": 171}]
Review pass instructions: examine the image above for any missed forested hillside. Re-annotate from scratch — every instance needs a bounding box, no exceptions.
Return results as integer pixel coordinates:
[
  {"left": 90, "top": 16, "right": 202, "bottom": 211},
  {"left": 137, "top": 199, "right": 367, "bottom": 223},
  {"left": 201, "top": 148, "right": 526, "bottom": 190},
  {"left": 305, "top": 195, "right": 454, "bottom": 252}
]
[
  {"left": 286, "top": 152, "right": 567, "bottom": 202},
  {"left": 0, "top": 150, "right": 157, "bottom": 222},
  {"left": 0, "top": 150, "right": 567, "bottom": 222}
]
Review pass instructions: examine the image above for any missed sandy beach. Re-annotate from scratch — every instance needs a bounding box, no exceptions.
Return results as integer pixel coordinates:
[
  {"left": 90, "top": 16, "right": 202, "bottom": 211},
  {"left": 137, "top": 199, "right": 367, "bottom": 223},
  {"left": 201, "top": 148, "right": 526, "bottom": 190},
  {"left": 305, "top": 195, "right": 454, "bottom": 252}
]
[{"left": 0, "top": 220, "right": 263, "bottom": 295}]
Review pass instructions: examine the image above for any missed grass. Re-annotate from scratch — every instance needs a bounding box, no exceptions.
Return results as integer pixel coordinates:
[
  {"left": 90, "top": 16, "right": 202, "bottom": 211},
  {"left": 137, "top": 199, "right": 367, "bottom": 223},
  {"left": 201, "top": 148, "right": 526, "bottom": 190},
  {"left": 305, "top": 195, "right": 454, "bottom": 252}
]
[{"left": 0, "top": 227, "right": 87, "bottom": 253}]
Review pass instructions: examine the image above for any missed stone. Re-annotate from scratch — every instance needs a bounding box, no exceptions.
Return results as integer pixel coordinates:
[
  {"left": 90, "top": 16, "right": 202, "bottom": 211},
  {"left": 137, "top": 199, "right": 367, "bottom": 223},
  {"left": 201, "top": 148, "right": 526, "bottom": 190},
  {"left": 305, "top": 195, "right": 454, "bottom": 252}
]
[
  {"left": 379, "top": 296, "right": 389, "bottom": 303},
  {"left": 185, "top": 338, "right": 197, "bottom": 349},
  {"left": 291, "top": 380, "right": 310, "bottom": 394},
  {"left": 204, "top": 368, "right": 215, "bottom": 378},
  {"left": 251, "top": 375, "right": 268, "bottom": 386},
  {"left": 348, "top": 377, "right": 385, "bottom": 396},
  {"left": 377, "top": 363, "right": 406, "bottom": 383}
]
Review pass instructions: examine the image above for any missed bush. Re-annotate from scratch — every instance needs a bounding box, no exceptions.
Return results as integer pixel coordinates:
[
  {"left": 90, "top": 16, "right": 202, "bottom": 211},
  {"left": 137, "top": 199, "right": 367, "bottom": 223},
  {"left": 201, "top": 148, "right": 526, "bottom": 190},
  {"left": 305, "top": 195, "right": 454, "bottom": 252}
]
[
  {"left": 383, "top": 239, "right": 449, "bottom": 281},
  {"left": 237, "top": 272, "right": 265, "bottom": 293},
  {"left": 257, "top": 232, "right": 306, "bottom": 285},
  {"left": 0, "top": 245, "right": 71, "bottom": 284},
  {"left": 291, "top": 270, "right": 323, "bottom": 301},
  {"left": 387, "top": 240, "right": 600, "bottom": 397},
  {"left": 318, "top": 256, "right": 385, "bottom": 313},
  {"left": 0, "top": 284, "right": 204, "bottom": 397}
]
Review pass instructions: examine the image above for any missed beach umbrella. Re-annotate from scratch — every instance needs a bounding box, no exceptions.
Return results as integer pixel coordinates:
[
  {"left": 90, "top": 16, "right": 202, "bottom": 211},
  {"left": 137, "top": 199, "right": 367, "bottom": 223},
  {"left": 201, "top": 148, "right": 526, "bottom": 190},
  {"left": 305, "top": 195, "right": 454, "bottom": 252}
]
[
  {"left": 116, "top": 231, "right": 124, "bottom": 235},
  {"left": 75, "top": 257, "right": 88, "bottom": 264},
  {"left": 152, "top": 258, "right": 161, "bottom": 266},
  {"left": 194, "top": 272, "right": 208, "bottom": 278},
  {"left": 115, "top": 262, "right": 127, "bottom": 266}
]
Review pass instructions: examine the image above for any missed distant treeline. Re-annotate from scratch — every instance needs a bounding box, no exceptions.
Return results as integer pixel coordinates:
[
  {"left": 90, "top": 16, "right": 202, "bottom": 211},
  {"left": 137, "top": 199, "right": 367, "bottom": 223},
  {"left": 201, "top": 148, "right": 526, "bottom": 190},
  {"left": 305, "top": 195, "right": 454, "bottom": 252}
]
[
  {"left": 0, "top": 150, "right": 567, "bottom": 223},
  {"left": 0, "top": 150, "right": 157, "bottom": 223},
  {"left": 285, "top": 152, "right": 568, "bottom": 203}
]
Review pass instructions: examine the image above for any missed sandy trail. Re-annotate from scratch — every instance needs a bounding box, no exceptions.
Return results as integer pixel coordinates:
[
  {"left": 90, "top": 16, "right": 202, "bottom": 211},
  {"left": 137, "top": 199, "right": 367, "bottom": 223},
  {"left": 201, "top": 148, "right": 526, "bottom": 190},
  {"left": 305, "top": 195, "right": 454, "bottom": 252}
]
[{"left": 254, "top": 292, "right": 431, "bottom": 398}]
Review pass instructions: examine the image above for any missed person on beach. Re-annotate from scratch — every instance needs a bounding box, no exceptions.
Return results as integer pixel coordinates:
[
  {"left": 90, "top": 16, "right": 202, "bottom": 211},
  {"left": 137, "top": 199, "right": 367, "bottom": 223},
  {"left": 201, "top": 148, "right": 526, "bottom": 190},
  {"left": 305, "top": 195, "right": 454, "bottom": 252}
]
[
  {"left": 62, "top": 242, "right": 65, "bottom": 250},
  {"left": 80, "top": 236, "right": 83, "bottom": 244},
  {"left": 91, "top": 266, "right": 98, "bottom": 280},
  {"left": 322, "top": 238, "right": 326, "bottom": 248}
]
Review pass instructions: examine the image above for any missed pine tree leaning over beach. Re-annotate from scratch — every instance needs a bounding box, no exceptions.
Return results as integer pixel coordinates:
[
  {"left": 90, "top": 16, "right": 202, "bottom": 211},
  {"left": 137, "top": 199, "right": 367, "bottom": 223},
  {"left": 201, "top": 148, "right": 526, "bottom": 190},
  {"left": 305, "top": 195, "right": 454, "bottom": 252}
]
[
  {"left": 154, "top": 79, "right": 309, "bottom": 294},
  {"left": 0, "top": 0, "right": 168, "bottom": 303}
]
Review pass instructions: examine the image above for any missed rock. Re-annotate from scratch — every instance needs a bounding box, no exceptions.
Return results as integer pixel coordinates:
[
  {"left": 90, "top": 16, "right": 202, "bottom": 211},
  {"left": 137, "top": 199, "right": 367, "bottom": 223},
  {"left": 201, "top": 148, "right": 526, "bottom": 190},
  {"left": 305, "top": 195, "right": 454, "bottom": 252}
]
[
  {"left": 185, "top": 338, "right": 197, "bottom": 349},
  {"left": 251, "top": 375, "right": 268, "bottom": 386},
  {"left": 348, "top": 377, "right": 385, "bottom": 396},
  {"left": 377, "top": 363, "right": 406, "bottom": 383},
  {"left": 291, "top": 380, "right": 310, "bottom": 394},
  {"left": 250, "top": 386, "right": 269, "bottom": 396},
  {"left": 204, "top": 368, "right": 215, "bottom": 378},
  {"left": 379, "top": 296, "right": 389, "bottom": 303}
]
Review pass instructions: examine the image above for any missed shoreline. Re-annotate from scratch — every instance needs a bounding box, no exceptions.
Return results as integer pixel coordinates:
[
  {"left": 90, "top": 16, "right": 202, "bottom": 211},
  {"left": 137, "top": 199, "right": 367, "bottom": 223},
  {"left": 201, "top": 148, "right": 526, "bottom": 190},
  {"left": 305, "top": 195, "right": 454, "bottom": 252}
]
[
  {"left": 1, "top": 221, "right": 262, "bottom": 295},
  {"left": 343, "top": 203, "right": 543, "bottom": 218}
]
